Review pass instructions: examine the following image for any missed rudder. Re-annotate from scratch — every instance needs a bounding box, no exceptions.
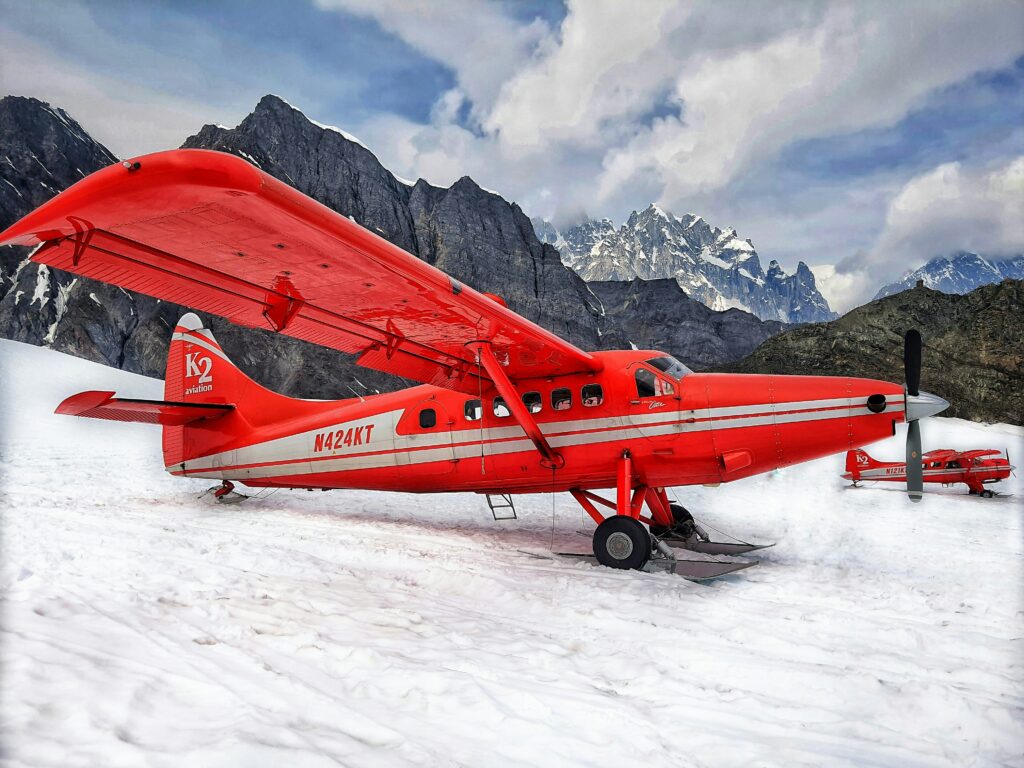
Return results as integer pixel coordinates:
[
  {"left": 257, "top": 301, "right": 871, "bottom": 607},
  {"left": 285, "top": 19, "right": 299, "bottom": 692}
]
[{"left": 162, "top": 313, "right": 299, "bottom": 470}]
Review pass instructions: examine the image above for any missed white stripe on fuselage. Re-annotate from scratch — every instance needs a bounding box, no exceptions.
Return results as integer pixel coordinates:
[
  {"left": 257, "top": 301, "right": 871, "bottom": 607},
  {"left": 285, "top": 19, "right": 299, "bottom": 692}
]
[{"left": 168, "top": 395, "right": 904, "bottom": 480}]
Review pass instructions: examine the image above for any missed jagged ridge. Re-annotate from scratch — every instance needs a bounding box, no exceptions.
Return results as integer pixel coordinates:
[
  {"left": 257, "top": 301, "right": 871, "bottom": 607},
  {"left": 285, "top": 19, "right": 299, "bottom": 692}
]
[
  {"left": 535, "top": 205, "right": 837, "bottom": 324},
  {"left": 874, "top": 251, "right": 1024, "bottom": 300}
]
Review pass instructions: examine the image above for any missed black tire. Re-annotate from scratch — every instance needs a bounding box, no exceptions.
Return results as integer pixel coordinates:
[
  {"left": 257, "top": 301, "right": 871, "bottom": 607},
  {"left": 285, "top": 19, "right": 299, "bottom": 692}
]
[
  {"left": 593, "top": 516, "right": 651, "bottom": 570},
  {"left": 650, "top": 502, "right": 696, "bottom": 538},
  {"left": 981, "top": 489, "right": 994, "bottom": 498}
]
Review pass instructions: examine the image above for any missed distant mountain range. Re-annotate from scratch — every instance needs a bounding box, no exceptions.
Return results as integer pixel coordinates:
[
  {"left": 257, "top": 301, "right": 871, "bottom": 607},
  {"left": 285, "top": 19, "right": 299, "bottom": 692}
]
[
  {"left": 533, "top": 207, "right": 837, "bottom": 324},
  {"left": 874, "top": 251, "right": 1024, "bottom": 300}
]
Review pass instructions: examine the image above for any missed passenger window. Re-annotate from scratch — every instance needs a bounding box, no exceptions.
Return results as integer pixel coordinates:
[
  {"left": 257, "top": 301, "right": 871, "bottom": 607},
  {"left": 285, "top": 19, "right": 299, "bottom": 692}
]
[
  {"left": 465, "top": 399, "right": 482, "bottom": 421},
  {"left": 582, "top": 383, "right": 603, "bottom": 407},
  {"left": 551, "top": 387, "right": 572, "bottom": 411},
  {"left": 419, "top": 408, "right": 437, "bottom": 429},
  {"left": 522, "top": 391, "right": 542, "bottom": 414},
  {"left": 635, "top": 369, "right": 657, "bottom": 398},
  {"left": 493, "top": 397, "right": 511, "bottom": 418}
]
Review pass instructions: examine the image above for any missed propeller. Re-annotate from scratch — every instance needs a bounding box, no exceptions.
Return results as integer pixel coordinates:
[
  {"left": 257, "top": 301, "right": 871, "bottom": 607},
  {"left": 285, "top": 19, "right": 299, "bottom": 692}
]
[
  {"left": 904, "top": 330, "right": 923, "bottom": 501},
  {"left": 902, "top": 329, "right": 949, "bottom": 502},
  {"left": 904, "top": 329, "right": 921, "bottom": 398}
]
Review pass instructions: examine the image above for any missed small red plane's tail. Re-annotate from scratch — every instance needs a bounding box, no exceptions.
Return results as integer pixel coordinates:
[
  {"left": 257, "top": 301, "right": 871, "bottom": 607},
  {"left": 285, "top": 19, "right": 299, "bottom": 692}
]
[{"left": 844, "top": 448, "right": 884, "bottom": 480}]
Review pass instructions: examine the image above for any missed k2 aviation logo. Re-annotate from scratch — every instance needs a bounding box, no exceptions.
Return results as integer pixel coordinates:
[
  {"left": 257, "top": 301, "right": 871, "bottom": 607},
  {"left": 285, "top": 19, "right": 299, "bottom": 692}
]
[{"left": 184, "top": 351, "right": 214, "bottom": 395}]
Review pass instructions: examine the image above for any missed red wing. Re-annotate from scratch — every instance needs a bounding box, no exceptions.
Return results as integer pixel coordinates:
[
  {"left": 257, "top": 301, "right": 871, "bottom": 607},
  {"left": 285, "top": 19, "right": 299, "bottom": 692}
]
[
  {"left": 953, "top": 449, "right": 1003, "bottom": 460},
  {"left": 922, "top": 449, "right": 957, "bottom": 460},
  {"left": 0, "top": 150, "right": 601, "bottom": 393},
  {"left": 57, "top": 391, "right": 234, "bottom": 426}
]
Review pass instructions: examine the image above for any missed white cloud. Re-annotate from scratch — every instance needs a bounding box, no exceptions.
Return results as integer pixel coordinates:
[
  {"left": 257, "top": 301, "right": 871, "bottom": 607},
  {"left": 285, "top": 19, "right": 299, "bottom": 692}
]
[
  {"left": 813, "top": 155, "right": 1024, "bottom": 311},
  {"left": 809, "top": 264, "right": 877, "bottom": 315},
  {"left": 597, "top": 2, "right": 1024, "bottom": 208},
  {"left": 483, "top": 0, "right": 687, "bottom": 153},
  {"left": 869, "top": 157, "right": 1024, "bottom": 265},
  {"left": 314, "top": 0, "right": 548, "bottom": 121},
  {"left": 0, "top": 27, "right": 242, "bottom": 157}
]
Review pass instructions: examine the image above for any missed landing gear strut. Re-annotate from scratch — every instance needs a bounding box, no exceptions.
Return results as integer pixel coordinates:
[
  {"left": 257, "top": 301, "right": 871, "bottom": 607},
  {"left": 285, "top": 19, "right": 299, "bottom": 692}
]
[
  {"left": 649, "top": 503, "right": 710, "bottom": 543},
  {"left": 565, "top": 452, "right": 770, "bottom": 580}
]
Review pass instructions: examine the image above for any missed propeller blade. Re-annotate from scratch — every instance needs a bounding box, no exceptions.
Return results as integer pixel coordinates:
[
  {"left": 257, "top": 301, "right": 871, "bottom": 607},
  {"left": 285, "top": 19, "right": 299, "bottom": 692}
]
[
  {"left": 907, "top": 419, "right": 923, "bottom": 502},
  {"left": 904, "top": 329, "right": 921, "bottom": 397}
]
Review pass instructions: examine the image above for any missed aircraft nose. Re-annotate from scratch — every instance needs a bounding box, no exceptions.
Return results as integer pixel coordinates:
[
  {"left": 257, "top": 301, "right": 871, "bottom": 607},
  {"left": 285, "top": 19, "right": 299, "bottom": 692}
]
[{"left": 905, "top": 390, "right": 949, "bottom": 421}]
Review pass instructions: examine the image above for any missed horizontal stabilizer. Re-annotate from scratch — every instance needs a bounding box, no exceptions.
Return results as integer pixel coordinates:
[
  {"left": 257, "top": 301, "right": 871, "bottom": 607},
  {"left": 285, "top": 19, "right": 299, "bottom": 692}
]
[{"left": 56, "top": 391, "right": 234, "bottom": 426}]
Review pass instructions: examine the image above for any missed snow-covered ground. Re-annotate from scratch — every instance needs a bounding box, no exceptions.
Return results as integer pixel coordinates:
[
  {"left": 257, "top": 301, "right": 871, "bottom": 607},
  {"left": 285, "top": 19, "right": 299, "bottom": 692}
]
[{"left": 1, "top": 339, "right": 1022, "bottom": 767}]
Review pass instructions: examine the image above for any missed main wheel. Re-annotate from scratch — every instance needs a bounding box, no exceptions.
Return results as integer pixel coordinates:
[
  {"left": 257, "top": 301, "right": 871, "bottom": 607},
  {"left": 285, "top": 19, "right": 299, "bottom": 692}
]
[
  {"left": 650, "top": 502, "right": 697, "bottom": 539},
  {"left": 981, "top": 489, "right": 994, "bottom": 498},
  {"left": 593, "top": 516, "right": 651, "bottom": 570}
]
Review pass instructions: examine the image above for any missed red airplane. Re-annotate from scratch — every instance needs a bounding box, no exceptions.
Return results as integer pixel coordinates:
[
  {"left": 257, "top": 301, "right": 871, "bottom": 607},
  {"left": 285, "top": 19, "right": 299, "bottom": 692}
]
[
  {"left": 844, "top": 448, "right": 1014, "bottom": 498},
  {"left": 0, "top": 149, "right": 950, "bottom": 578}
]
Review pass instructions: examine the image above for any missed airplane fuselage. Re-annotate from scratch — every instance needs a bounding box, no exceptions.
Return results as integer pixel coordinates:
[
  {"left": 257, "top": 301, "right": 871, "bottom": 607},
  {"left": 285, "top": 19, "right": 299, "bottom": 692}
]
[{"left": 169, "top": 349, "right": 908, "bottom": 495}]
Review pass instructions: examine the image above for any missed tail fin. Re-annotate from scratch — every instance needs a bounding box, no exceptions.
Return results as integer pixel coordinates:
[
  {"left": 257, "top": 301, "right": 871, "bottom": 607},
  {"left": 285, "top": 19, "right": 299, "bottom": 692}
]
[
  {"left": 845, "top": 448, "right": 880, "bottom": 479},
  {"left": 162, "top": 313, "right": 299, "bottom": 470}
]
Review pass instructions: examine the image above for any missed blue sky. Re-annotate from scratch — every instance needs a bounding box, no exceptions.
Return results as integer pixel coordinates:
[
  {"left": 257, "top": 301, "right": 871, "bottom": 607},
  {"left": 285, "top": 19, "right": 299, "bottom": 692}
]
[{"left": 1, "top": 0, "right": 1021, "bottom": 310}]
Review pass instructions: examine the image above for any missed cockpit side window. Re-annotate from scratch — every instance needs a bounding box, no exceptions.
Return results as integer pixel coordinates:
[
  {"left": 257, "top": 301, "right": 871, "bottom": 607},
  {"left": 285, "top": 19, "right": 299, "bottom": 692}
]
[
  {"left": 635, "top": 368, "right": 657, "bottom": 398},
  {"left": 635, "top": 367, "right": 674, "bottom": 398}
]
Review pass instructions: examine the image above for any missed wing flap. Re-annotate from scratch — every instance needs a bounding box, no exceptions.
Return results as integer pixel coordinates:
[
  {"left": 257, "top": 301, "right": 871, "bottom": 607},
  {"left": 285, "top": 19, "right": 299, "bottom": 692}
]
[
  {"left": 56, "top": 391, "right": 234, "bottom": 426},
  {"left": 2, "top": 150, "right": 601, "bottom": 392}
]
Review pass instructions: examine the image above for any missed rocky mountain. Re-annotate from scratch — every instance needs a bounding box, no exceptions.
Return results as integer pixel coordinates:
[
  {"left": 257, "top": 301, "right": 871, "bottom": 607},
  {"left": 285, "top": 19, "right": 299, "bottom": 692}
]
[
  {"left": 874, "top": 251, "right": 1024, "bottom": 300},
  {"left": 1, "top": 94, "right": 789, "bottom": 399},
  {"left": 0, "top": 96, "right": 119, "bottom": 349},
  {"left": 589, "top": 278, "right": 786, "bottom": 370},
  {"left": 720, "top": 279, "right": 1024, "bottom": 425},
  {"left": 534, "top": 206, "right": 837, "bottom": 324}
]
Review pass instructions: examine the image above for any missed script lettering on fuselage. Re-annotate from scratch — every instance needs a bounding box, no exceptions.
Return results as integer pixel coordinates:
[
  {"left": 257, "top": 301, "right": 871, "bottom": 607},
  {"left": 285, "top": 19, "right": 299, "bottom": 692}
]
[{"left": 314, "top": 424, "right": 376, "bottom": 453}]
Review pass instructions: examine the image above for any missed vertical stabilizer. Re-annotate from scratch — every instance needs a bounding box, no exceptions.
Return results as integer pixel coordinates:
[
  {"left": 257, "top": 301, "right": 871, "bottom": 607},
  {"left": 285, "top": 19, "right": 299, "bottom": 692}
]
[{"left": 162, "top": 313, "right": 305, "bottom": 471}]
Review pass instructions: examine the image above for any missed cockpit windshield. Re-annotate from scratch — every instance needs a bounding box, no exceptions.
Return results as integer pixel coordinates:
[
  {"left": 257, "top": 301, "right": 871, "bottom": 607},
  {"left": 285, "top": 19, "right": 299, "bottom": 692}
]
[{"left": 646, "top": 356, "right": 692, "bottom": 380}]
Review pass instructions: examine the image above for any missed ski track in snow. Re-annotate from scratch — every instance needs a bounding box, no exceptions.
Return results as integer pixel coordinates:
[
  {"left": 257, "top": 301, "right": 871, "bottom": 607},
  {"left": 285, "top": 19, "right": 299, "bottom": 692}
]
[{"left": 1, "top": 339, "right": 1022, "bottom": 767}]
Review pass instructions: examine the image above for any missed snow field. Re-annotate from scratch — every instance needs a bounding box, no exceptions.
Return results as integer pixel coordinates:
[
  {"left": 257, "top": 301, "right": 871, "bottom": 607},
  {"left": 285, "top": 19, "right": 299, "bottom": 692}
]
[{"left": 1, "top": 340, "right": 1022, "bottom": 767}]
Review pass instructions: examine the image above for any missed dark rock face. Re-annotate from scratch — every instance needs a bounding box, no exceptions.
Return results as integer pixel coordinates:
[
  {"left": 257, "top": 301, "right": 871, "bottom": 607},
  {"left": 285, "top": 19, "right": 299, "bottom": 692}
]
[
  {"left": 0, "top": 96, "right": 119, "bottom": 345},
  {"left": 588, "top": 278, "right": 786, "bottom": 370},
  {"left": 720, "top": 280, "right": 1024, "bottom": 425},
  {"left": 874, "top": 251, "right": 1024, "bottom": 300}
]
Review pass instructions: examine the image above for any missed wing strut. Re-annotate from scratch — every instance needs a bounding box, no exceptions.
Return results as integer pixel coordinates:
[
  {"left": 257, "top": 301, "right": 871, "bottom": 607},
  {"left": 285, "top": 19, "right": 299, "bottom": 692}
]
[{"left": 469, "top": 342, "right": 564, "bottom": 469}]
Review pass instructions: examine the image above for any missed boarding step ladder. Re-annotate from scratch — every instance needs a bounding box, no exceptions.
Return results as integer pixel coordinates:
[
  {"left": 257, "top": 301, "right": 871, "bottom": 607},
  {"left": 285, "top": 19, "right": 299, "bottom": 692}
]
[{"left": 486, "top": 493, "right": 517, "bottom": 521}]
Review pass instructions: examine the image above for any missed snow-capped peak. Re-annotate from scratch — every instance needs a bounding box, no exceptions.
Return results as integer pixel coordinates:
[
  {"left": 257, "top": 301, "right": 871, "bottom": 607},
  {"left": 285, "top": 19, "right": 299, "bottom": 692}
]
[
  {"left": 532, "top": 208, "right": 837, "bottom": 324},
  {"left": 874, "top": 251, "right": 1024, "bottom": 300}
]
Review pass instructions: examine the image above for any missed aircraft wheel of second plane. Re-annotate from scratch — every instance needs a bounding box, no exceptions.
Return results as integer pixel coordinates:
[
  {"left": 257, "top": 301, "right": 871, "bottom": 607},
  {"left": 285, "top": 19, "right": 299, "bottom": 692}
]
[{"left": 593, "top": 516, "right": 652, "bottom": 570}]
